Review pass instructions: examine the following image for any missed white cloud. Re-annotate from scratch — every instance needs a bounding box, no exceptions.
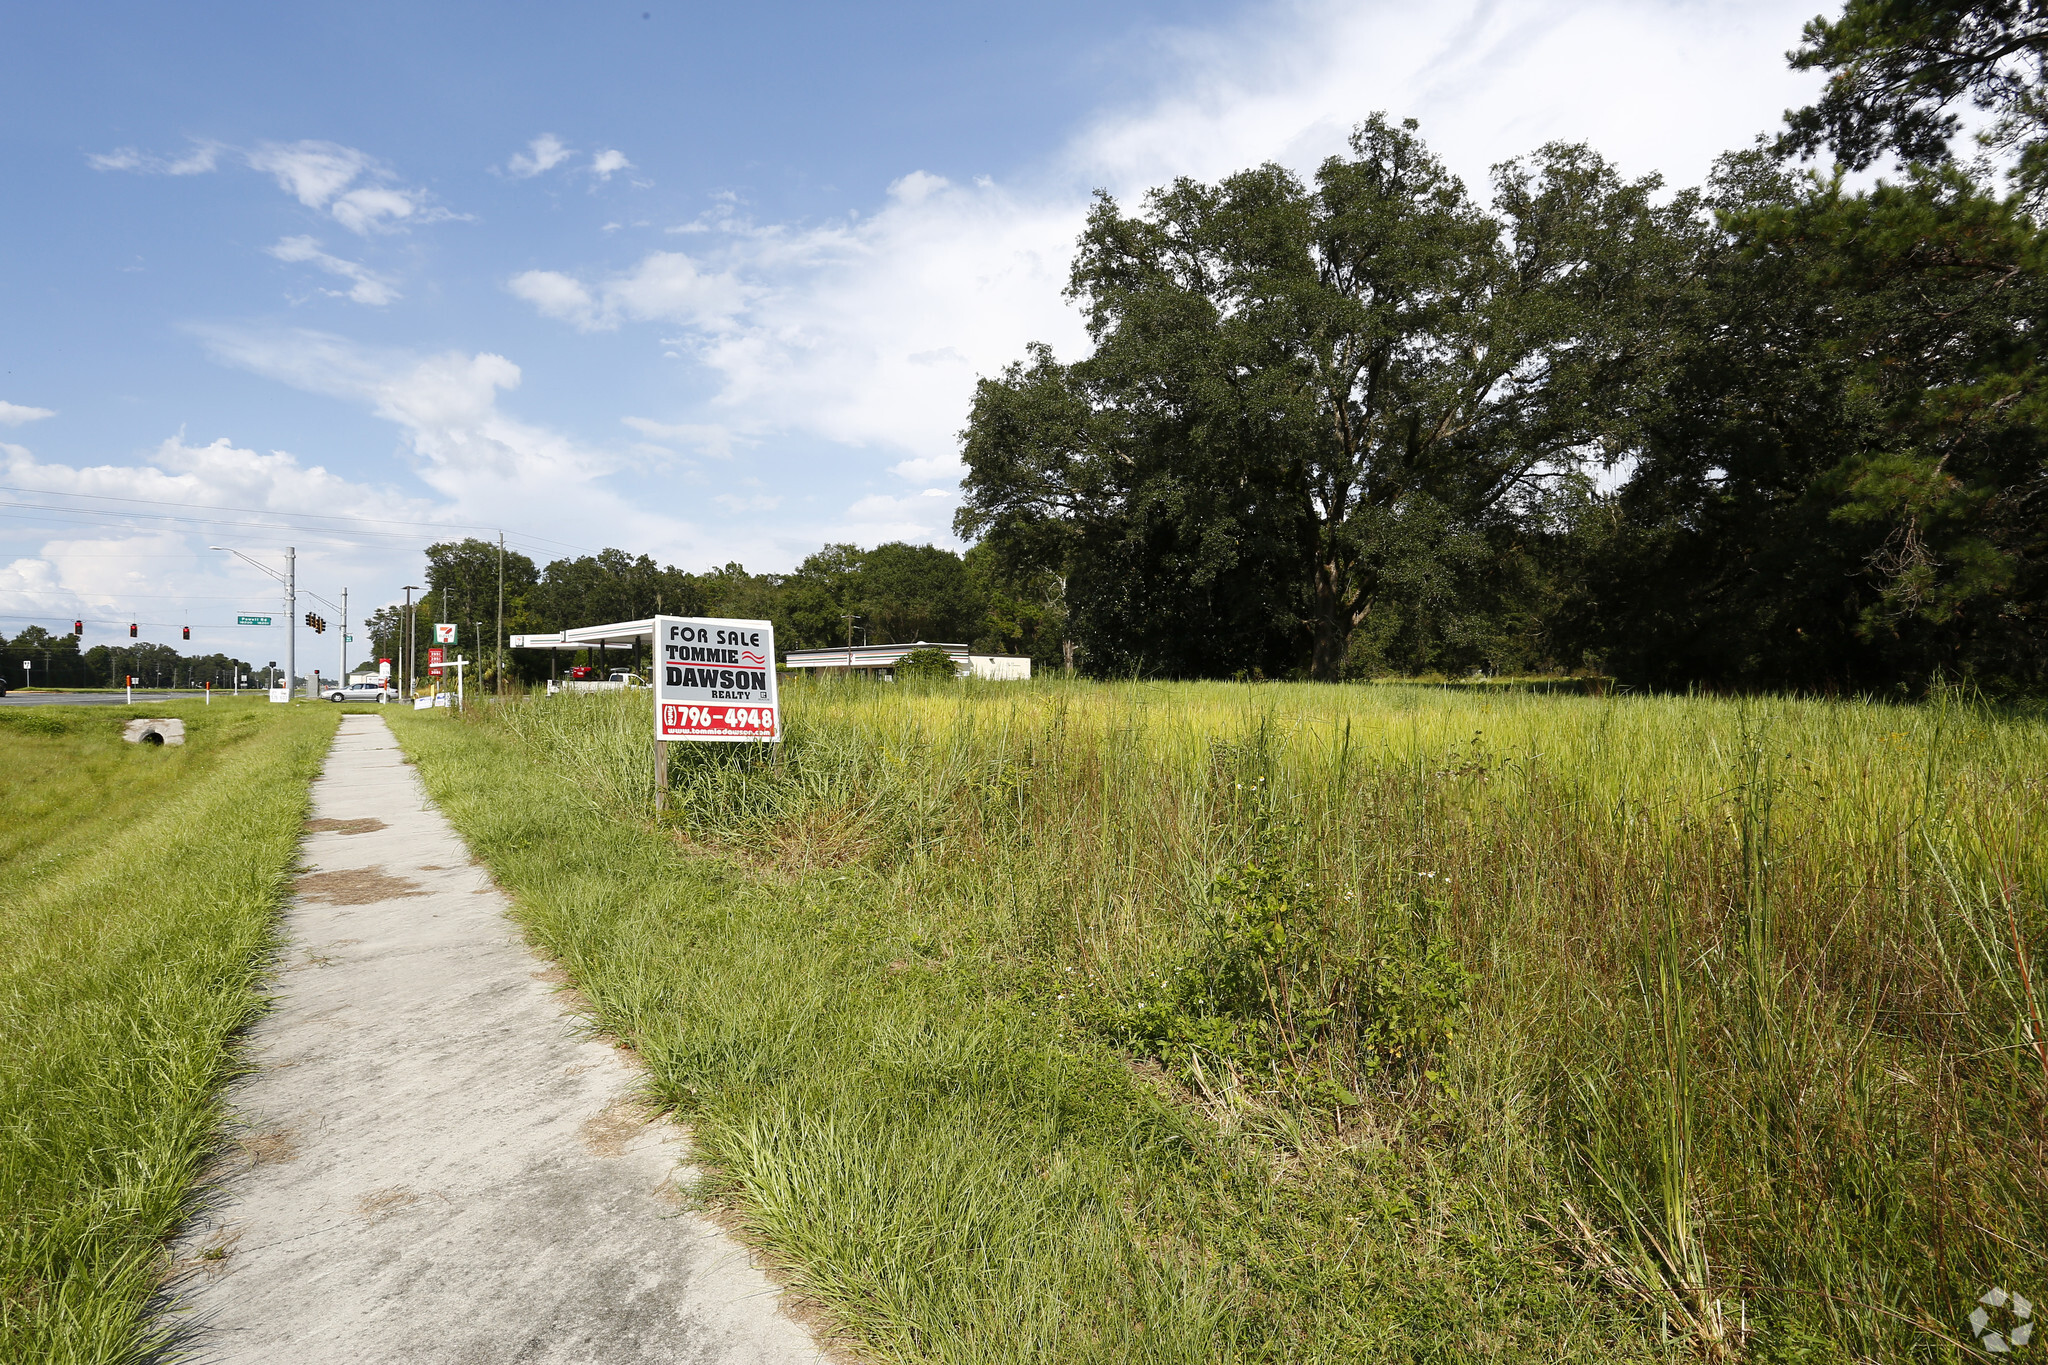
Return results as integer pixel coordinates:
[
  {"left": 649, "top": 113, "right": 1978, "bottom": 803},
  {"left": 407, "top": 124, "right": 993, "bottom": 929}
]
[
  {"left": 505, "top": 270, "right": 598, "bottom": 326},
  {"left": 92, "top": 137, "right": 449, "bottom": 235},
  {"left": 590, "top": 149, "right": 633, "bottom": 181},
  {"left": 328, "top": 185, "right": 424, "bottom": 234},
  {"left": 266, "top": 236, "right": 400, "bottom": 306},
  {"left": 0, "top": 402, "right": 56, "bottom": 426},
  {"left": 186, "top": 326, "right": 789, "bottom": 568},
  {"left": 620, "top": 417, "right": 740, "bottom": 459},
  {"left": 245, "top": 141, "right": 436, "bottom": 233},
  {"left": 0, "top": 433, "right": 457, "bottom": 647},
  {"left": 0, "top": 432, "right": 438, "bottom": 531},
  {"left": 246, "top": 140, "right": 377, "bottom": 209},
  {"left": 506, "top": 133, "right": 573, "bottom": 178},
  {"left": 86, "top": 140, "right": 223, "bottom": 175},
  {"left": 836, "top": 493, "right": 953, "bottom": 545},
  {"left": 506, "top": 252, "right": 749, "bottom": 332}
]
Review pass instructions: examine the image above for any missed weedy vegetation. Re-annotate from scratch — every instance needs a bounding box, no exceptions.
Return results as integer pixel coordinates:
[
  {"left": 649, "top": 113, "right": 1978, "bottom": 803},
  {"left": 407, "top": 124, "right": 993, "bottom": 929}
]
[
  {"left": 0, "top": 702, "right": 337, "bottom": 1363},
  {"left": 398, "top": 678, "right": 2048, "bottom": 1362}
]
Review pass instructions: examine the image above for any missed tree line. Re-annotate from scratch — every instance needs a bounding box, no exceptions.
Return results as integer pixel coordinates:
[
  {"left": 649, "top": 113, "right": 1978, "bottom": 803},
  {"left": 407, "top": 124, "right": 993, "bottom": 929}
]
[
  {"left": 955, "top": 0, "right": 2048, "bottom": 693},
  {"left": 368, "top": 538, "right": 1068, "bottom": 686},
  {"left": 0, "top": 626, "right": 255, "bottom": 689}
]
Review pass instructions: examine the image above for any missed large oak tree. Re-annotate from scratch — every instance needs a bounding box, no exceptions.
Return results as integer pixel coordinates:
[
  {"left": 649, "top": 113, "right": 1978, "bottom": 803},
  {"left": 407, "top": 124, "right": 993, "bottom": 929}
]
[{"left": 959, "top": 116, "right": 1691, "bottom": 679}]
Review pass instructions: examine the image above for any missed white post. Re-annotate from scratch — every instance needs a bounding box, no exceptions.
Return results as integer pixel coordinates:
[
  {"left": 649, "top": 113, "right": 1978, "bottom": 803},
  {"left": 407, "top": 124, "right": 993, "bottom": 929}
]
[
  {"left": 339, "top": 587, "right": 348, "bottom": 688},
  {"left": 455, "top": 656, "right": 466, "bottom": 709},
  {"left": 125, "top": 676, "right": 132, "bottom": 704},
  {"left": 206, "top": 682, "right": 212, "bottom": 705}
]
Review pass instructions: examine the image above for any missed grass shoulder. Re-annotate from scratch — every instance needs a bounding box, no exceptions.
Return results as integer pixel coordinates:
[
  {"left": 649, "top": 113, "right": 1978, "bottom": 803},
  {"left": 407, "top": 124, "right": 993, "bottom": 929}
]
[
  {"left": 390, "top": 698, "right": 1643, "bottom": 1363},
  {"left": 0, "top": 701, "right": 339, "bottom": 1362}
]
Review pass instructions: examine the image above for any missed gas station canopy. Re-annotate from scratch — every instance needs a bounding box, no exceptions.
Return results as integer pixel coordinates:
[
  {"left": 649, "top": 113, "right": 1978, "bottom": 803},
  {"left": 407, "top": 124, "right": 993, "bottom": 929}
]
[{"left": 510, "top": 620, "right": 654, "bottom": 651}]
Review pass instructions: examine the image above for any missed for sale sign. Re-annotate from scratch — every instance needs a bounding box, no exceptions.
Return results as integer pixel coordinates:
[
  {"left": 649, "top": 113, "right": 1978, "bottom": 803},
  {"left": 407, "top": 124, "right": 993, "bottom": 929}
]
[{"left": 653, "top": 615, "right": 780, "bottom": 743}]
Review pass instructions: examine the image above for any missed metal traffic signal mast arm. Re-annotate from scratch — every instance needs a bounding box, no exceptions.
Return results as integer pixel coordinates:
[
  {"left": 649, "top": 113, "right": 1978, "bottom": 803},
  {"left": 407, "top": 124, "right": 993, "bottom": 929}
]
[{"left": 212, "top": 544, "right": 294, "bottom": 699}]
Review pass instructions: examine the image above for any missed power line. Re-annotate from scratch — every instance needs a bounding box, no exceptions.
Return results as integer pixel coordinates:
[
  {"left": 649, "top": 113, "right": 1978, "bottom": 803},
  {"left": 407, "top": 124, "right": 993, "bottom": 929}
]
[
  {"left": 0, "top": 500, "right": 458, "bottom": 545},
  {"left": 0, "top": 513, "right": 573, "bottom": 565},
  {"left": 0, "top": 612, "right": 288, "bottom": 629},
  {"left": 2, "top": 589, "right": 278, "bottom": 601},
  {"left": 0, "top": 483, "right": 592, "bottom": 552}
]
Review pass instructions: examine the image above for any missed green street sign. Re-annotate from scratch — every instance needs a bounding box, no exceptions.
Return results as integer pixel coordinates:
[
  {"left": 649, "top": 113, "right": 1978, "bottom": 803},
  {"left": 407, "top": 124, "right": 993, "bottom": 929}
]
[
  {"left": 237, "top": 615, "right": 273, "bottom": 626},
  {"left": 344, "top": 634, "right": 355, "bottom": 642}
]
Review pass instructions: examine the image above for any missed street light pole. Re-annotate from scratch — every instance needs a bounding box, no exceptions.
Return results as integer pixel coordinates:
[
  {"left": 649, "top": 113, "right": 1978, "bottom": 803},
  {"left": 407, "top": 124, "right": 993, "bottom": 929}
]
[{"left": 210, "top": 544, "right": 296, "bottom": 702}]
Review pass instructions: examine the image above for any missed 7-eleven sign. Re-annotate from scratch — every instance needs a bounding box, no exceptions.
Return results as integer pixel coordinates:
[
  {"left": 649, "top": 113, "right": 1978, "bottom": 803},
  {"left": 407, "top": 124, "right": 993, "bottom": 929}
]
[{"left": 434, "top": 622, "right": 457, "bottom": 644}]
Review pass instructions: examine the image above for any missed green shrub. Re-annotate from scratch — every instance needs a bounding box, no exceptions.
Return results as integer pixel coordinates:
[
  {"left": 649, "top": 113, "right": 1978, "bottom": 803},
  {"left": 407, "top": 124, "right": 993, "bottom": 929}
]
[
  {"left": 894, "top": 647, "right": 959, "bottom": 681},
  {"left": 1080, "top": 841, "right": 1470, "bottom": 1105}
]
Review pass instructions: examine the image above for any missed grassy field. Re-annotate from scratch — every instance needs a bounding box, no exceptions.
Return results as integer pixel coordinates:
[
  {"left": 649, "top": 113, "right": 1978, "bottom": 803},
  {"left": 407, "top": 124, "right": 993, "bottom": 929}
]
[
  {"left": 393, "top": 679, "right": 2048, "bottom": 1363},
  {"left": 0, "top": 702, "right": 337, "bottom": 1363}
]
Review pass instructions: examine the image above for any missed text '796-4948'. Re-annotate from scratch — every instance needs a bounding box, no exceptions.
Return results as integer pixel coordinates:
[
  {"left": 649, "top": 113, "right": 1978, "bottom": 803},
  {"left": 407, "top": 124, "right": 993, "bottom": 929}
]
[{"left": 653, "top": 615, "right": 780, "bottom": 743}]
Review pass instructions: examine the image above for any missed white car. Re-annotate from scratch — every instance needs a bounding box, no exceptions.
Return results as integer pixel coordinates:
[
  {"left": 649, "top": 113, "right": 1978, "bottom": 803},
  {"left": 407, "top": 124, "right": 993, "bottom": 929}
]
[{"left": 327, "top": 680, "right": 398, "bottom": 703}]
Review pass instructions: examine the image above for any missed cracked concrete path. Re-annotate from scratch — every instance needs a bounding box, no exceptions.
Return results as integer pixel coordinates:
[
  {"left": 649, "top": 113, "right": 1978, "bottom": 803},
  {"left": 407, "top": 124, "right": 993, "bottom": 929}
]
[{"left": 169, "top": 713, "right": 824, "bottom": 1364}]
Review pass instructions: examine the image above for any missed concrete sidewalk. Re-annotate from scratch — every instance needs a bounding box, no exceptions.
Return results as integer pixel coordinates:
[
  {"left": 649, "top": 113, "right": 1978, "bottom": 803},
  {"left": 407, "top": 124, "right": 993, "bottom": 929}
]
[{"left": 169, "top": 713, "right": 823, "bottom": 1364}]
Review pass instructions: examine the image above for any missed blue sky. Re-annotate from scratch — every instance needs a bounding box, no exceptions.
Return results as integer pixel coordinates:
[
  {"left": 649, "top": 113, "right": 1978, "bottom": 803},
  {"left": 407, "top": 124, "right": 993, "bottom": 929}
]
[{"left": 0, "top": 0, "right": 1826, "bottom": 662}]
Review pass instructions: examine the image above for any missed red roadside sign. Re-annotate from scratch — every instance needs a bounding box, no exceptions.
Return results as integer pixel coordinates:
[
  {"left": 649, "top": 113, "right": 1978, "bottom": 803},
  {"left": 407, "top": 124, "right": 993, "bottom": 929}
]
[{"left": 427, "top": 646, "right": 445, "bottom": 678}]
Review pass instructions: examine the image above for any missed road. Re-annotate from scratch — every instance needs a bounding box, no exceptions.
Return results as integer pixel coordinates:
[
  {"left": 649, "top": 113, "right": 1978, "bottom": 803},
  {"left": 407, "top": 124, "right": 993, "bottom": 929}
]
[{"left": 0, "top": 691, "right": 196, "bottom": 707}]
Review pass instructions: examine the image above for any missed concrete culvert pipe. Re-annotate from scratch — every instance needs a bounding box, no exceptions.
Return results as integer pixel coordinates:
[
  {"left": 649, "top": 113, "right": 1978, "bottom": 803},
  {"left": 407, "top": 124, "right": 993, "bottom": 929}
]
[{"left": 123, "top": 719, "right": 185, "bottom": 746}]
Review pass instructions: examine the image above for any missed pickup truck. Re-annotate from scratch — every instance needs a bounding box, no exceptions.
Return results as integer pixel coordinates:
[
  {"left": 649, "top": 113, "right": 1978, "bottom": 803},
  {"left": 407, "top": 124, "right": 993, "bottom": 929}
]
[{"left": 546, "top": 668, "right": 647, "bottom": 696}]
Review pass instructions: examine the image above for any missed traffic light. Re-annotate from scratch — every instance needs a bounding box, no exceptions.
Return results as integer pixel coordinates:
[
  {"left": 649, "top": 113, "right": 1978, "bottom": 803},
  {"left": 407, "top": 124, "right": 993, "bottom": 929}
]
[
  {"left": 182, "top": 626, "right": 191, "bottom": 641},
  {"left": 129, "top": 623, "right": 138, "bottom": 638},
  {"left": 72, "top": 619, "right": 82, "bottom": 635},
  {"left": 305, "top": 612, "right": 326, "bottom": 634}
]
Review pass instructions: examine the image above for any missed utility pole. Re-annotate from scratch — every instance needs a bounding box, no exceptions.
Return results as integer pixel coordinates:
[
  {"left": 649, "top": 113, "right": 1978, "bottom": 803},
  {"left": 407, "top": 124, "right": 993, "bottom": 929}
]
[
  {"left": 339, "top": 587, "right": 348, "bottom": 687},
  {"left": 496, "top": 531, "right": 505, "bottom": 696},
  {"left": 841, "top": 613, "right": 863, "bottom": 672},
  {"left": 402, "top": 585, "right": 422, "bottom": 699},
  {"left": 286, "top": 545, "right": 297, "bottom": 701}
]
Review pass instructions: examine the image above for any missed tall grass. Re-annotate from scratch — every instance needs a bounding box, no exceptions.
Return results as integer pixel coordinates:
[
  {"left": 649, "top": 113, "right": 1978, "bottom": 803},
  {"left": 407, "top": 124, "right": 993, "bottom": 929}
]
[
  {"left": 0, "top": 703, "right": 337, "bottom": 1363},
  {"left": 452, "top": 678, "right": 2047, "bottom": 1360}
]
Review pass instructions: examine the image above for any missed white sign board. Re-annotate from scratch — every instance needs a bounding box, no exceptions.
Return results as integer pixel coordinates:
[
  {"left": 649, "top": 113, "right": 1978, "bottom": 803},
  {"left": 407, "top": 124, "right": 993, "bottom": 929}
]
[
  {"left": 653, "top": 615, "right": 780, "bottom": 743},
  {"left": 434, "top": 622, "right": 457, "bottom": 644}
]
